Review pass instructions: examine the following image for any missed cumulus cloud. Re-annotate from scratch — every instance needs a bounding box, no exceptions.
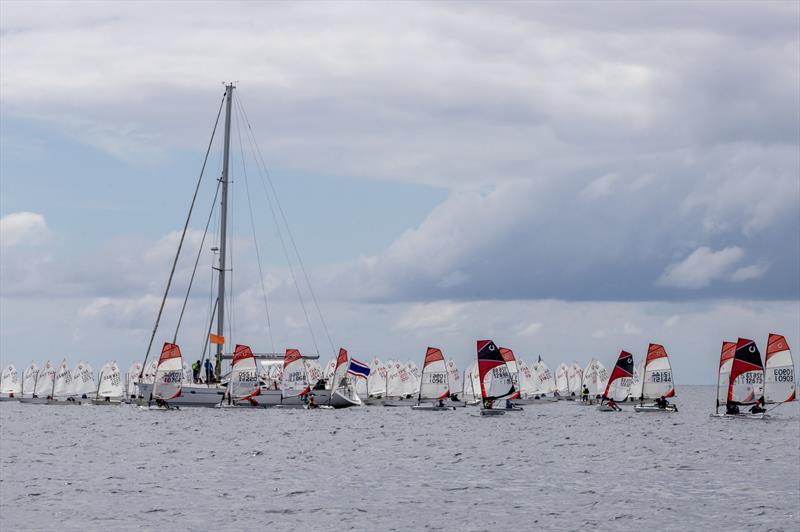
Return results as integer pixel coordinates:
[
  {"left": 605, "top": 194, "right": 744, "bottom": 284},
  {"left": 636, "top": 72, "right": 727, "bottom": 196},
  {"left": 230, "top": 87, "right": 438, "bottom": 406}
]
[
  {"left": 657, "top": 246, "right": 744, "bottom": 289},
  {"left": 0, "top": 212, "right": 48, "bottom": 247}
]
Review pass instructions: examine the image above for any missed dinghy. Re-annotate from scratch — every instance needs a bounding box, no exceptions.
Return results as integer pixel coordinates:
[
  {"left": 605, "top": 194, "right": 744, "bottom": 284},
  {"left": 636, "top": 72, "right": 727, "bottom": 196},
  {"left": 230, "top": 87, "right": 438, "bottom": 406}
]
[
  {"left": 412, "top": 348, "right": 455, "bottom": 411},
  {"left": 599, "top": 351, "right": 634, "bottom": 411},
  {"left": 711, "top": 338, "right": 768, "bottom": 419},
  {"left": 71, "top": 362, "right": 96, "bottom": 403},
  {"left": 0, "top": 364, "right": 21, "bottom": 400},
  {"left": 555, "top": 362, "right": 570, "bottom": 398},
  {"left": 446, "top": 359, "right": 463, "bottom": 403},
  {"left": 281, "top": 348, "right": 311, "bottom": 406},
  {"left": 21, "top": 362, "right": 38, "bottom": 399},
  {"left": 581, "top": 359, "right": 606, "bottom": 404},
  {"left": 567, "top": 362, "right": 583, "bottom": 401},
  {"left": 634, "top": 343, "right": 677, "bottom": 412},
  {"left": 364, "top": 357, "right": 388, "bottom": 404},
  {"left": 477, "top": 340, "right": 518, "bottom": 415},
  {"left": 94, "top": 362, "right": 124, "bottom": 405},
  {"left": 20, "top": 361, "right": 54, "bottom": 404},
  {"left": 531, "top": 358, "right": 559, "bottom": 401},
  {"left": 225, "top": 344, "right": 275, "bottom": 407},
  {"left": 327, "top": 348, "right": 361, "bottom": 408},
  {"left": 50, "top": 360, "right": 77, "bottom": 405},
  {"left": 628, "top": 361, "right": 644, "bottom": 402},
  {"left": 125, "top": 362, "right": 143, "bottom": 403},
  {"left": 150, "top": 343, "right": 184, "bottom": 408},
  {"left": 764, "top": 333, "right": 796, "bottom": 405}
]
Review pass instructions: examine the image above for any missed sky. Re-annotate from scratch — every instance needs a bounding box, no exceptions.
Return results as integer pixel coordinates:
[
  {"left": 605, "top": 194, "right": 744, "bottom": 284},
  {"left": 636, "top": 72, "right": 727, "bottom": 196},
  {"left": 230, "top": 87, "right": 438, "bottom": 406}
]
[{"left": 1, "top": 1, "right": 798, "bottom": 384}]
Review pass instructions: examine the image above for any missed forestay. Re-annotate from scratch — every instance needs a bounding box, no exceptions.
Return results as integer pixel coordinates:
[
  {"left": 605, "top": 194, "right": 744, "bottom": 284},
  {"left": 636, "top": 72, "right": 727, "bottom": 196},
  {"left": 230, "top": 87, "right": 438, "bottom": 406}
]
[
  {"left": 152, "top": 343, "right": 183, "bottom": 401},
  {"left": 642, "top": 344, "right": 674, "bottom": 400},
  {"left": 418, "top": 348, "right": 449, "bottom": 401},
  {"left": 97, "top": 362, "right": 124, "bottom": 399},
  {"left": 603, "top": 351, "right": 634, "bottom": 401},
  {"left": 764, "top": 333, "right": 796, "bottom": 404},
  {"left": 729, "top": 338, "right": 764, "bottom": 405},
  {"left": 230, "top": 345, "right": 261, "bottom": 402},
  {"left": 281, "top": 348, "right": 310, "bottom": 399}
]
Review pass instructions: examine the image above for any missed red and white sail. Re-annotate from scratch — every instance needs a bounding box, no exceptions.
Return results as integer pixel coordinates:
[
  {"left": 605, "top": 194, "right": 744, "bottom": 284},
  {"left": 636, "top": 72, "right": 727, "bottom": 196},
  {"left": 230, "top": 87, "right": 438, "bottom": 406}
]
[
  {"left": 499, "top": 348, "right": 520, "bottom": 399},
  {"left": 642, "top": 344, "right": 675, "bottom": 399},
  {"left": 477, "top": 340, "right": 515, "bottom": 402},
  {"left": 152, "top": 343, "right": 183, "bottom": 401},
  {"left": 332, "top": 348, "right": 350, "bottom": 393},
  {"left": 555, "top": 363, "right": 570, "bottom": 396},
  {"left": 446, "top": 359, "right": 461, "bottom": 397},
  {"left": 716, "top": 342, "right": 736, "bottom": 408},
  {"left": 230, "top": 344, "right": 261, "bottom": 402},
  {"left": 728, "top": 338, "right": 764, "bottom": 405},
  {"left": 764, "top": 333, "right": 796, "bottom": 404},
  {"left": 418, "top": 347, "right": 449, "bottom": 401},
  {"left": 603, "top": 351, "right": 634, "bottom": 401},
  {"left": 281, "top": 348, "right": 310, "bottom": 399}
]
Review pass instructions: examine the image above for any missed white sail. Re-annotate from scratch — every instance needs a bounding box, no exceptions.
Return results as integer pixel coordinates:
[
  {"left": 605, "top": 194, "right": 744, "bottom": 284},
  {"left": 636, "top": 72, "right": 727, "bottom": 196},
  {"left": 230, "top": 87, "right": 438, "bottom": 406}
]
[
  {"left": 368, "top": 357, "right": 387, "bottom": 397},
  {"left": 642, "top": 344, "right": 675, "bottom": 400},
  {"left": 717, "top": 343, "right": 735, "bottom": 407},
  {"left": 182, "top": 361, "right": 193, "bottom": 384},
  {"left": 73, "top": 362, "right": 96, "bottom": 398},
  {"left": 418, "top": 348, "right": 449, "bottom": 401},
  {"left": 142, "top": 359, "right": 158, "bottom": 385},
  {"left": 152, "top": 343, "right": 183, "bottom": 401},
  {"left": 97, "top": 362, "right": 124, "bottom": 400},
  {"left": 407, "top": 362, "right": 421, "bottom": 396},
  {"left": 22, "top": 363, "right": 38, "bottom": 398},
  {"left": 555, "top": 363, "right": 570, "bottom": 396},
  {"left": 568, "top": 362, "right": 583, "bottom": 397},
  {"left": 323, "top": 359, "right": 336, "bottom": 383},
  {"left": 126, "top": 362, "right": 143, "bottom": 399},
  {"left": 595, "top": 361, "right": 609, "bottom": 396},
  {"left": 517, "top": 359, "right": 537, "bottom": 397},
  {"left": 282, "top": 349, "right": 310, "bottom": 399},
  {"left": 386, "top": 361, "right": 405, "bottom": 397},
  {"left": 463, "top": 362, "right": 480, "bottom": 403},
  {"left": 1, "top": 365, "right": 21, "bottom": 396},
  {"left": 446, "top": 359, "right": 461, "bottom": 399},
  {"left": 53, "top": 360, "right": 74, "bottom": 399},
  {"left": 230, "top": 345, "right": 260, "bottom": 402},
  {"left": 629, "top": 361, "right": 644, "bottom": 401},
  {"left": 35, "top": 361, "right": 56, "bottom": 398},
  {"left": 306, "top": 360, "right": 323, "bottom": 388},
  {"left": 533, "top": 360, "right": 557, "bottom": 395},
  {"left": 765, "top": 334, "right": 796, "bottom": 404}
]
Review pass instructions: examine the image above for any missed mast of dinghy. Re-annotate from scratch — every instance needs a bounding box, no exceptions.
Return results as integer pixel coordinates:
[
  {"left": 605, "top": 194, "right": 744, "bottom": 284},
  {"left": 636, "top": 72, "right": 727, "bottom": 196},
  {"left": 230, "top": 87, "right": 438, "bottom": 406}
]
[{"left": 215, "top": 83, "right": 234, "bottom": 379}]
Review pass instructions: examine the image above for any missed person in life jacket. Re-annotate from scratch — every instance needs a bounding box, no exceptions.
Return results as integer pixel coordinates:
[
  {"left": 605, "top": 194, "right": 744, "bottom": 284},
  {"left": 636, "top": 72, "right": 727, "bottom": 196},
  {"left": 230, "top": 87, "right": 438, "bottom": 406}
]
[
  {"left": 485, "top": 398, "right": 494, "bottom": 409},
  {"left": 581, "top": 386, "right": 589, "bottom": 402},
  {"left": 750, "top": 396, "right": 766, "bottom": 414},
  {"left": 605, "top": 397, "right": 621, "bottom": 411},
  {"left": 192, "top": 360, "right": 201, "bottom": 383},
  {"left": 726, "top": 401, "right": 740, "bottom": 415}
]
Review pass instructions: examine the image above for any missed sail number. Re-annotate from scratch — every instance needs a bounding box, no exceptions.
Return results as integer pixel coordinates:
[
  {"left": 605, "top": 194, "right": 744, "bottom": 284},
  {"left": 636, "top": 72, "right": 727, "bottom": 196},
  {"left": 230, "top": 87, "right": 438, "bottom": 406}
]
[
  {"left": 160, "top": 371, "right": 182, "bottom": 383},
  {"left": 236, "top": 370, "right": 258, "bottom": 382},
  {"left": 425, "top": 373, "right": 448, "bottom": 385},
  {"left": 733, "top": 372, "right": 763, "bottom": 385},
  {"left": 772, "top": 368, "right": 794, "bottom": 382},
  {"left": 650, "top": 371, "right": 672, "bottom": 383}
]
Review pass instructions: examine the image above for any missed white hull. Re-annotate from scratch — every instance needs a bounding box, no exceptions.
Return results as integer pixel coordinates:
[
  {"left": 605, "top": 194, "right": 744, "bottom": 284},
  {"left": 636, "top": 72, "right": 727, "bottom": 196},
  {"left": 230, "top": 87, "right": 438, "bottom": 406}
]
[
  {"left": 137, "top": 383, "right": 225, "bottom": 407},
  {"left": 709, "top": 412, "right": 768, "bottom": 419},
  {"left": 411, "top": 404, "right": 457, "bottom": 411},
  {"left": 634, "top": 404, "right": 677, "bottom": 413},
  {"left": 0, "top": 396, "right": 19, "bottom": 402}
]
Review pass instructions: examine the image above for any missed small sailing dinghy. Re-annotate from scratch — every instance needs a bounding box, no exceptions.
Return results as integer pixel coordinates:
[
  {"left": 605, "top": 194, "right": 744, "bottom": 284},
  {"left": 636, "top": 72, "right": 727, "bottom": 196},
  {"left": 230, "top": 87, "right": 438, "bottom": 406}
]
[
  {"left": 412, "top": 348, "right": 456, "bottom": 411},
  {"left": 711, "top": 338, "right": 767, "bottom": 419},
  {"left": 446, "top": 358, "right": 464, "bottom": 404},
  {"left": 764, "top": 333, "right": 796, "bottom": 405},
  {"left": 567, "top": 362, "right": 583, "bottom": 400},
  {"left": 224, "top": 344, "right": 270, "bottom": 407},
  {"left": 71, "top": 362, "right": 96, "bottom": 404},
  {"left": 280, "top": 348, "right": 311, "bottom": 408},
  {"left": 20, "top": 361, "right": 54, "bottom": 404},
  {"left": 94, "top": 361, "right": 124, "bottom": 405},
  {"left": 21, "top": 362, "right": 38, "bottom": 400},
  {"left": 598, "top": 351, "right": 634, "bottom": 411},
  {"left": 555, "top": 362, "right": 570, "bottom": 399},
  {"left": 0, "top": 364, "right": 21, "bottom": 401},
  {"left": 327, "top": 348, "right": 361, "bottom": 408},
  {"left": 634, "top": 344, "right": 677, "bottom": 412},
  {"left": 150, "top": 343, "right": 183, "bottom": 409},
  {"left": 125, "top": 362, "right": 143, "bottom": 403},
  {"left": 531, "top": 358, "right": 559, "bottom": 401},
  {"left": 50, "top": 359, "right": 77, "bottom": 405},
  {"left": 477, "top": 340, "right": 519, "bottom": 416}
]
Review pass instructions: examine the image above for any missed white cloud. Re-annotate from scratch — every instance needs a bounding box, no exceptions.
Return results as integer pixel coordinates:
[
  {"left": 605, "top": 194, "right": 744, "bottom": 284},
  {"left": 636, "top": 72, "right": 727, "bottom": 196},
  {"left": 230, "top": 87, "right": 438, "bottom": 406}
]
[
  {"left": 394, "top": 301, "right": 467, "bottom": 332},
  {"left": 0, "top": 212, "right": 48, "bottom": 247},
  {"left": 730, "top": 263, "right": 770, "bottom": 283},
  {"left": 657, "top": 246, "right": 745, "bottom": 289},
  {"left": 517, "top": 322, "right": 543, "bottom": 337}
]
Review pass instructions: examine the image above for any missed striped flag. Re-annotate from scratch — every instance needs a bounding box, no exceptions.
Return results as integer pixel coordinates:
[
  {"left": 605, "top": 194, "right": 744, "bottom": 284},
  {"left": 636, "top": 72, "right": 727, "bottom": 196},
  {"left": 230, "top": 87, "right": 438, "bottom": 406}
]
[{"left": 347, "top": 358, "right": 371, "bottom": 378}]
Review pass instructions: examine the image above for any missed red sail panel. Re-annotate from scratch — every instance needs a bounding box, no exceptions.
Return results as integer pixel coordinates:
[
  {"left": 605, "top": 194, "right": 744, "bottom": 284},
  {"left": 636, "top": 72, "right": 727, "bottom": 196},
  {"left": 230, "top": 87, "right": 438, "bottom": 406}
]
[
  {"left": 728, "top": 338, "right": 764, "bottom": 404},
  {"left": 232, "top": 344, "right": 255, "bottom": 367},
  {"left": 499, "top": 348, "right": 516, "bottom": 363},
  {"left": 335, "top": 348, "right": 348, "bottom": 371},
  {"left": 159, "top": 343, "right": 182, "bottom": 364},
  {"left": 423, "top": 347, "right": 445, "bottom": 368},
  {"left": 766, "top": 333, "right": 789, "bottom": 363},
  {"left": 645, "top": 344, "right": 667, "bottom": 366},
  {"left": 720, "top": 341, "right": 736, "bottom": 367},
  {"left": 603, "top": 350, "right": 634, "bottom": 398},
  {"left": 284, "top": 349, "right": 302, "bottom": 369}
]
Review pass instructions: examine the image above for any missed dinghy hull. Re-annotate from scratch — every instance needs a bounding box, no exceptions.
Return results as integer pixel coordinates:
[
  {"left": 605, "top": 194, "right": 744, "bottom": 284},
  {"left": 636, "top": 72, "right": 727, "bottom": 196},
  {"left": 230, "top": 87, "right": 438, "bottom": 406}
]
[
  {"left": 634, "top": 404, "right": 677, "bottom": 413},
  {"left": 137, "top": 383, "right": 226, "bottom": 407},
  {"left": 480, "top": 409, "right": 506, "bottom": 416}
]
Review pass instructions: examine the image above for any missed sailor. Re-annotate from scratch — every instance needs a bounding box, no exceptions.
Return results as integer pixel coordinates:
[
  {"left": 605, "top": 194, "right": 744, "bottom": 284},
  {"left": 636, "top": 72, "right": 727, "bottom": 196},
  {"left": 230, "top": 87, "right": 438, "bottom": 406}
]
[
  {"left": 485, "top": 399, "right": 494, "bottom": 409},
  {"left": 750, "top": 396, "right": 766, "bottom": 414},
  {"left": 438, "top": 399, "right": 445, "bottom": 408},
  {"left": 553, "top": 390, "right": 560, "bottom": 398},
  {"left": 308, "top": 394, "right": 318, "bottom": 409},
  {"left": 505, "top": 399, "right": 514, "bottom": 409},
  {"left": 606, "top": 398, "right": 621, "bottom": 411},
  {"left": 192, "top": 360, "right": 201, "bottom": 383},
  {"left": 726, "top": 401, "right": 740, "bottom": 415},
  {"left": 204, "top": 359, "right": 214, "bottom": 383},
  {"left": 581, "top": 386, "right": 589, "bottom": 402}
]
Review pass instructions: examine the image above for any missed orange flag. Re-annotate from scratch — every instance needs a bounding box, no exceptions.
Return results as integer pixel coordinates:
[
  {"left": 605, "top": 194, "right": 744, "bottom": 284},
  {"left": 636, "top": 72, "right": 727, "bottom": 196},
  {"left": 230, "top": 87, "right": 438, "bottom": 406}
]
[{"left": 209, "top": 334, "right": 225, "bottom": 345}]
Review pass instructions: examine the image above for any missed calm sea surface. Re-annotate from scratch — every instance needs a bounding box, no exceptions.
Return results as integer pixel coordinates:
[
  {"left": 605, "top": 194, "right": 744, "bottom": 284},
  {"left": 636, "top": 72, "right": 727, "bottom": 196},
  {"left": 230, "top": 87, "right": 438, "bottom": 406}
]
[{"left": 1, "top": 386, "right": 798, "bottom": 531}]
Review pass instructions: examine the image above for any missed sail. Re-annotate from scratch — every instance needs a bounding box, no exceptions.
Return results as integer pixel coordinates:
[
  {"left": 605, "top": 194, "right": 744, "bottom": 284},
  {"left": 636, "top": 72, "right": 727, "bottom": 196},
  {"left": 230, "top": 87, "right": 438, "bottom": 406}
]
[
  {"left": 567, "top": 362, "right": 583, "bottom": 396},
  {"left": 418, "top": 348, "right": 449, "bottom": 401},
  {"left": 368, "top": 358, "right": 386, "bottom": 397},
  {"left": 126, "top": 362, "right": 143, "bottom": 398},
  {"left": 729, "top": 338, "right": 764, "bottom": 405},
  {"left": 764, "top": 333, "right": 796, "bottom": 403},
  {"left": 306, "top": 360, "right": 323, "bottom": 388},
  {"left": 142, "top": 359, "right": 158, "bottom": 385},
  {"left": 407, "top": 362, "right": 421, "bottom": 396},
  {"left": 595, "top": 361, "right": 609, "bottom": 396},
  {"left": 582, "top": 359, "right": 599, "bottom": 395},
  {"left": 22, "top": 363, "right": 38, "bottom": 397},
  {"left": 152, "top": 342, "right": 183, "bottom": 401},
  {"left": 555, "top": 363, "right": 570, "bottom": 395},
  {"left": 517, "top": 359, "right": 537, "bottom": 396},
  {"left": 97, "top": 362, "right": 123, "bottom": 399},
  {"left": 35, "top": 361, "right": 56, "bottom": 397},
  {"left": 331, "top": 348, "right": 350, "bottom": 393},
  {"left": 282, "top": 348, "right": 310, "bottom": 398},
  {"left": 603, "top": 351, "right": 634, "bottom": 401},
  {"left": 182, "top": 361, "right": 193, "bottom": 384},
  {"left": 641, "top": 344, "right": 675, "bottom": 399},
  {"left": 446, "top": 359, "right": 461, "bottom": 398},
  {"left": 323, "top": 359, "right": 336, "bottom": 383},
  {"left": 229, "top": 345, "right": 260, "bottom": 401},
  {"left": 717, "top": 342, "right": 736, "bottom": 408},
  {"left": 499, "top": 348, "right": 520, "bottom": 398},
  {"left": 629, "top": 361, "right": 644, "bottom": 401},
  {"left": 533, "top": 359, "right": 557, "bottom": 395},
  {"left": 1, "top": 365, "right": 21, "bottom": 396},
  {"left": 53, "top": 360, "right": 74, "bottom": 399},
  {"left": 397, "top": 364, "right": 414, "bottom": 397},
  {"left": 73, "top": 363, "right": 96, "bottom": 398},
  {"left": 477, "top": 340, "right": 514, "bottom": 401}
]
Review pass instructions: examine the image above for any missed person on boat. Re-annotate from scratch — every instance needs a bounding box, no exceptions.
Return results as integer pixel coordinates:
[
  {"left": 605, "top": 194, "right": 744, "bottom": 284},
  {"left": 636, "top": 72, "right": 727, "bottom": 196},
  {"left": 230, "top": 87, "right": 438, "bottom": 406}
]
[
  {"left": 204, "top": 359, "right": 214, "bottom": 383},
  {"left": 553, "top": 390, "right": 560, "bottom": 398},
  {"left": 750, "top": 396, "right": 766, "bottom": 414},
  {"left": 437, "top": 399, "right": 445, "bottom": 408},
  {"left": 192, "top": 360, "right": 201, "bottom": 383},
  {"left": 485, "top": 399, "right": 494, "bottom": 409},
  {"left": 307, "top": 394, "right": 318, "bottom": 409},
  {"left": 655, "top": 396, "right": 668, "bottom": 409},
  {"left": 581, "top": 386, "right": 589, "bottom": 402},
  {"left": 725, "top": 401, "right": 740, "bottom": 415},
  {"left": 505, "top": 399, "right": 516, "bottom": 409},
  {"left": 605, "top": 398, "right": 621, "bottom": 411}
]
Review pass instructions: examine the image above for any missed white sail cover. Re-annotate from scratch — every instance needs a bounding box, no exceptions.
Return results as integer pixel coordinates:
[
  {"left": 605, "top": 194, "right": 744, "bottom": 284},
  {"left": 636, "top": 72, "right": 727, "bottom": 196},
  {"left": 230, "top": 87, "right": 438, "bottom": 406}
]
[
  {"left": 97, "top": 362, "right": 124, "bottom": 399},
  {"left": 126, "top": 362, "right": 143, "bottom": 398},
  {"left": 556, "top": 363, "right": 570, "bottom": 395},
  {"left": 446, "top": 359, "right": 461, "bottom": 398},
  {"left": 418, "top": 348, "right": 449, "bottom": 400},
  {"left": 765, "top": 334, "right": 796, "bottom": 404},
  {"left": 642, "top": 344, "right": 675, "bottom": 399},
  {"left": 282, "top": 349, "right": 310, "bottom": 399},
  {"left": 1, "top": 365, "right": 21, "bottom": 396},
  {"left": 153, "top": 343, "right": 183, "bottom": 401},
  {"left": 568, "top": 362, "right": 583, "bottom": 397},
  {"left": 517, "top": 359, "right": 537, "bottom": 396},
  {"left": 630, "top": 361, "right": 644, "bottom": 401},
  {"left": 73, "top": 362, "right": 96, "bottom": 397},
  {"left": 230, "top": 345, "right": 260, "bottom": 401},
  {"left": 22, "top": 363, "right": 38, "bottom": 397},
  {"left": 533, "top": 360, "right": 557, "bottom": 395},
  {"left": 35, "top": 361, "right": 56, "bottom": 397},
  {"left": 53, "top": 360, "right": 74, "bottom": 399},
  {"left": 367, "top": 357, "right": 387, "bottom": 397}
]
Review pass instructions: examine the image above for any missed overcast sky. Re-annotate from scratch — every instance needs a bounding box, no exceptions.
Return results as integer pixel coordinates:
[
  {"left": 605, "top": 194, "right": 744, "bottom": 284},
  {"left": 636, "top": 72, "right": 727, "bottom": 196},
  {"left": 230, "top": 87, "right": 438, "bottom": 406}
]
[{"left": 1, "top": 1, "right": 798, "bottom": 383}]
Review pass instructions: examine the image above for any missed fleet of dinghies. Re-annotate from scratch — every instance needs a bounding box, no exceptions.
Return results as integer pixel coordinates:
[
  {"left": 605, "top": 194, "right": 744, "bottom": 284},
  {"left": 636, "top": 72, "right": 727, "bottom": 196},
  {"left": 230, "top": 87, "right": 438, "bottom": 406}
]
[{"left": 1, "top": 333, "right": 796, "bottom": 417}]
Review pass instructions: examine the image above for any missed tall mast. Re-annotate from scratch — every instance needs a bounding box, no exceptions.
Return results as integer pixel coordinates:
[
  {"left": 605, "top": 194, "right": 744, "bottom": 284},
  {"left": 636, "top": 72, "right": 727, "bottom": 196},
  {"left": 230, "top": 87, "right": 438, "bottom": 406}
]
[{"left": 215, "top": 83, "right": 234, "bottom": 377}]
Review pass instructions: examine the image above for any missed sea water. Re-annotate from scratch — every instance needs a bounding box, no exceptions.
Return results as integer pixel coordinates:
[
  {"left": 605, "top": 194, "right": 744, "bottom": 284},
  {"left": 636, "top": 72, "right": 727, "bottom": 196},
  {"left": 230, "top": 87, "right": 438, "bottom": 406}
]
[{"left": 1, "top": 386, "right": 798, "bottom": 531}]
